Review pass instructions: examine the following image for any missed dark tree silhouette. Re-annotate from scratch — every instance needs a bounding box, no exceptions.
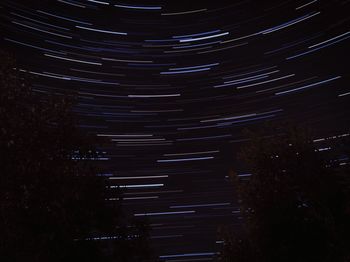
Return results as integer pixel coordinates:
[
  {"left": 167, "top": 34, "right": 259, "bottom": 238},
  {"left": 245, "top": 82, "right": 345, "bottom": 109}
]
[
  {"left": 0, "top": 51, "right": 152, "bottom": 262},
  {"left": 218, "top": 125, "right": 350, "bottom": 262}
]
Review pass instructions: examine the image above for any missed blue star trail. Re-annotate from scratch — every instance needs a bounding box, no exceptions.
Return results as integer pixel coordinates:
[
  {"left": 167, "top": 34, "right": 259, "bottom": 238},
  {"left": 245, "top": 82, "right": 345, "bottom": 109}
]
[{"left": 1, "top": 0, "right": 349, "bottom": 260}]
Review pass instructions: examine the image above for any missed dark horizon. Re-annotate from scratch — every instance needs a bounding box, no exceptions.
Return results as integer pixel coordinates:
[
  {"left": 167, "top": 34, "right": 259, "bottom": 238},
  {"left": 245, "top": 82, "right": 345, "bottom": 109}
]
[{"left": 1, "top": 1, "right": 350, "bottom": 261}]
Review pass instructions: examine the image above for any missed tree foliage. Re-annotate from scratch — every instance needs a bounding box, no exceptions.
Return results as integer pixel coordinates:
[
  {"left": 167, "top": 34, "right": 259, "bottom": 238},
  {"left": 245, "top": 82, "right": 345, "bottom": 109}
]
[
  {"left": 219, "top": 125, "right": 350, "bottom": 262},
  {"left": 0, "top": 51, "right": 152, "bottom": 262}
]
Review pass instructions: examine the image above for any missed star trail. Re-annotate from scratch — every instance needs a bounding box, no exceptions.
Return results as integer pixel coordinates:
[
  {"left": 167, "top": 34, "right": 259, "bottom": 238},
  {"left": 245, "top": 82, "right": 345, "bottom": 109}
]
[{"left": 1, "top": 0, "right": 349, "bottom": 260}]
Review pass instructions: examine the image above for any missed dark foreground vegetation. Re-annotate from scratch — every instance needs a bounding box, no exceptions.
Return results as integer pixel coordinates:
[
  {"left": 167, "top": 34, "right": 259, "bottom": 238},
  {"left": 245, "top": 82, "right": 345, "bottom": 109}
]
[
  {"left": 0, "top": 51, "right": 152, "bottom": 262},
  {"left": 219, "top": 126, "right": 350, "bottom": 262}
]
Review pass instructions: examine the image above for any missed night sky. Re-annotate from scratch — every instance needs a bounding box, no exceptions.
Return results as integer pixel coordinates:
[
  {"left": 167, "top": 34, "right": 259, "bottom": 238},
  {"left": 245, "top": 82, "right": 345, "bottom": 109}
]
[{"left": 1, "top": 0, "right": 350, "bottom": 260}]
